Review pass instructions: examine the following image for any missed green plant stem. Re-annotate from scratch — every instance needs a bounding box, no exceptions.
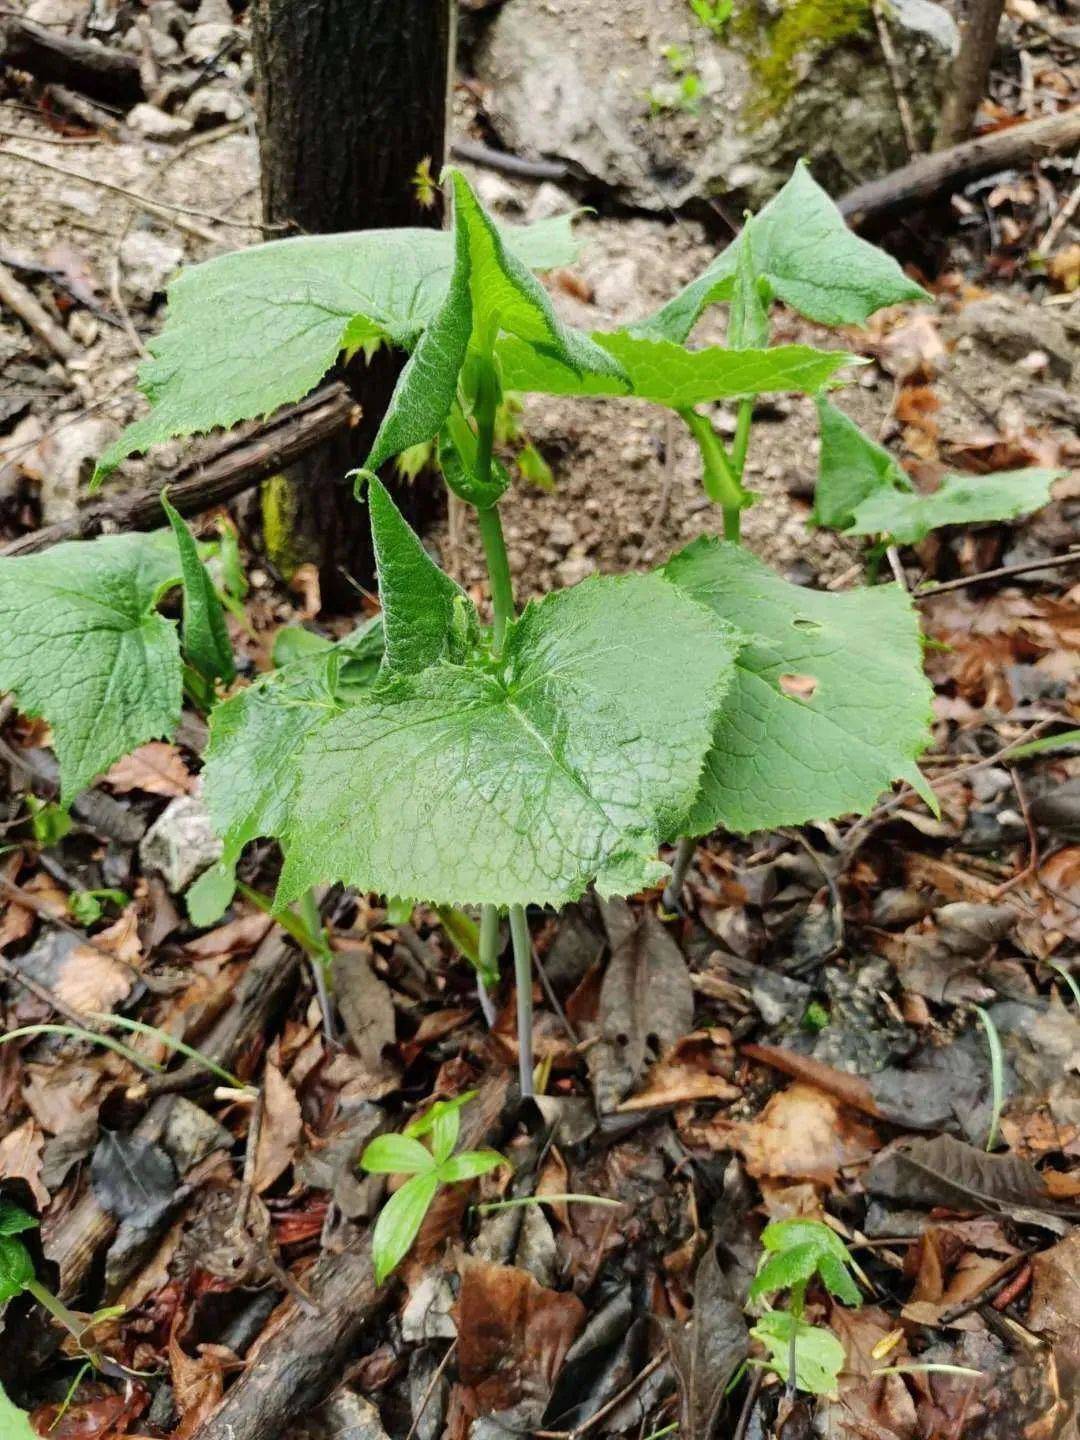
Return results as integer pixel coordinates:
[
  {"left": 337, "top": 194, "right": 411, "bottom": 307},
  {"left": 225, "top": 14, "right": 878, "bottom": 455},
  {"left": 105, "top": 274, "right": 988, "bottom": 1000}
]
[
  {"left": 679, "top": 406, "right": 747, "bottom": 543},
  {"left": 474, "top": 1192, "right": 625, "bottom": 1215},
  {"left": 477, "top": 903, "right": 500, "bottom": 1026},
  {"left": 508, "top": 904, "right": 535, "bottom": 1099},
  {"left": 25, "top": 1279, "right": 102, "bottom": 1363},
  {"left": 477, "top": 505, "right": 515, "bottom": 658},
  {"left": 662, "top": 835, "right": 696, "bottom": 913},
  {"left": 0, "top": 1024, "right": 158, "bottom": 1075},
  {"left": 298, "top": 887, "right": 335, "bottom": 1041}
]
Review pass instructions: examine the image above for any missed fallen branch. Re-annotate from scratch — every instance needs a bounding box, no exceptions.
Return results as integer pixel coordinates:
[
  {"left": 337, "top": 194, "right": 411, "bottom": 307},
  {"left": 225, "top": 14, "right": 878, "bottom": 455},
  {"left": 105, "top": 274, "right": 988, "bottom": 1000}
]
[
  {"left": 915, "top": 548, "right": 1080, "bottom": 600},
  {"left": 42, "top": 923, "right": 304, "bottom": 1301},
  {"left": 2, "top": 383, "right": 356, "bottom": 557},
  {"left": 192, "top": 1074, "right": 514, "bottom": 1440},
  {"left": 839, "top": 108, "right": 1080, "bottom": 227},
  {"left": 450, "top": 137, "right": 571, "bottom": 183},
  {"left": 0, "top": 16, "right": 143, "bottom": 107},
  {"left": 0, "top": 258, "right": 80, "bottom": 363}
]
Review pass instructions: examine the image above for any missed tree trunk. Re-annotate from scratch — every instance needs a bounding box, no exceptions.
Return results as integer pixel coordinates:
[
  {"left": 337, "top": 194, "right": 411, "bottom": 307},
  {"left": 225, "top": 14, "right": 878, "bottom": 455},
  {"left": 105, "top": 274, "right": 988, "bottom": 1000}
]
[
  {"left": 933, "top": 0, "right": 1006, "bottom": 150},
  {"left": 251, "top": 0, "right": 454, "bottom": 608}
]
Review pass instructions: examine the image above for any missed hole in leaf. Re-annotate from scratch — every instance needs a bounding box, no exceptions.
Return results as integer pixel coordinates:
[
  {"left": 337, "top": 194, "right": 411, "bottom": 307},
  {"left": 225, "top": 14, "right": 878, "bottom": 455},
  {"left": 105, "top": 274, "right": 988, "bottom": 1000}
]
[
  {"left": 791, "top": 617, "right": 822, "bottom": 632},
  {"left": 779, "top": 672, "right": 818, "bottom": 701}
]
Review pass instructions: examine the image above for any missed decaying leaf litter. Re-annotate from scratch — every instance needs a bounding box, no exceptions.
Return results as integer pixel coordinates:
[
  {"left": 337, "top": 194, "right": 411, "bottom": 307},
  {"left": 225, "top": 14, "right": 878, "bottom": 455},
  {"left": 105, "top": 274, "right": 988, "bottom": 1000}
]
[{"left": 1, "top": 4, "right": 1080, "bottom": 1440}]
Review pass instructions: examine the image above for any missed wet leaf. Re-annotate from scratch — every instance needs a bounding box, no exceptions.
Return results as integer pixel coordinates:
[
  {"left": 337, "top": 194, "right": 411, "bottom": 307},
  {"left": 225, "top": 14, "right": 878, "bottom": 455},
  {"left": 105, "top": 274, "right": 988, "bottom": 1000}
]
[
  {"left": 664, "top": 1244, "right": 749, "bottom": 1440},
  {"left": 866, "top": 1134, "right": 1080, "bottom": 1220}
]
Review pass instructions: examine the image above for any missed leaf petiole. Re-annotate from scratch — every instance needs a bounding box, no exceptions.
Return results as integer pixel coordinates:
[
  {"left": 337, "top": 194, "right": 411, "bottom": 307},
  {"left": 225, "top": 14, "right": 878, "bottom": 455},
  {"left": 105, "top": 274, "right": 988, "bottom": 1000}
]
[{"left": 678, "top": 407, "right": 750, "bottom": 543}]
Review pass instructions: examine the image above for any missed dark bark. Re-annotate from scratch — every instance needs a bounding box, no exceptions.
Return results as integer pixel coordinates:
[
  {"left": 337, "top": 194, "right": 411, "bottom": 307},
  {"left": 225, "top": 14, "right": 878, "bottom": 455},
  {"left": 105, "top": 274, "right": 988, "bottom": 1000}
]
[
  {"left": 0, "top": 17, "right": 143, "bottom": 106},
  {"left": 934, "top": 0, "right": 1007, "bottom": 150},
  {"left": 251, "top": 0, "right": 454, "bottom": 609},
  {"left": 840, "top": 108, "right": 1080, "bottom": 228}
]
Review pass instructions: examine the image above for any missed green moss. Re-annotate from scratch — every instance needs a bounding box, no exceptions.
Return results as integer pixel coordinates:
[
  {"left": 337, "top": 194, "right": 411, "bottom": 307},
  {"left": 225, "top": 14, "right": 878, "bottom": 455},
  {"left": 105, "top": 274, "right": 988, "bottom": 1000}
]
[
  {"left": 260, "top": 472, "right": 313, "bottom": 581},
  {"left": 733, "top": 0, "right": 873, "bottom": 115}
]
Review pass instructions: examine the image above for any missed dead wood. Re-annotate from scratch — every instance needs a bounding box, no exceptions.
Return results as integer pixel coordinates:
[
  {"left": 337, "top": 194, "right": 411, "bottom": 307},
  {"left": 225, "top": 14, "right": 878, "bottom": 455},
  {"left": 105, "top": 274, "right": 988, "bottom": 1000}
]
[{"left": 1, "top": 17, "right": 144, "bottom": 107}]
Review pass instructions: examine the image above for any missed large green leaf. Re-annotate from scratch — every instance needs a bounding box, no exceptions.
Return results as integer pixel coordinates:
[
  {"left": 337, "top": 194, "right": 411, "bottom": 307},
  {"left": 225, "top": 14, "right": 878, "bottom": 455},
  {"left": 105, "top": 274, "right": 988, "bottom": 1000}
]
[
  {"left": 641, "top": 162, "right": 929, "bottom": 344},
  {"left": 750, "top": 1312, "right": 846, "bottom": 1395},
  {"left": 94, "top": 211, "right": 582, "bottom": 481},
  {"left": 663, "top": 540, "right": 935, "bottom": 835},
  {"left": 276, "top": 570, "right": 740, "bottom": 909},
  {"left": 812, "top": 397, "right": 911, "bottom": 530},
  {"left": 846, "top": 468, "right": 1060, "bottom": 544},
  {"left": 0, "top": 1380, "right": 36, "bottom": 1440},
  {"left": 368, "top": 477, "right": 475, "bottom": 673},
  {"left": 0, "top": 532, "right": 183, "bottom": 801},
  {"left": 498, "top": 332, "right": 860, "bottom": 407}
]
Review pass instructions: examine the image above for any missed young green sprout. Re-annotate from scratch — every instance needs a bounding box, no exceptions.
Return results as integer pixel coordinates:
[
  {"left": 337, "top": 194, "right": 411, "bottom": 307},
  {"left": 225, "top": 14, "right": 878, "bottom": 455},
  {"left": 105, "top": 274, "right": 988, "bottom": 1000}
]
[
  {"left": 748, "top": 1219, "right": 860, "bottom": 1396},
  {"left": 359, "top": 1092, "right": 508, "bottom": 1283}
]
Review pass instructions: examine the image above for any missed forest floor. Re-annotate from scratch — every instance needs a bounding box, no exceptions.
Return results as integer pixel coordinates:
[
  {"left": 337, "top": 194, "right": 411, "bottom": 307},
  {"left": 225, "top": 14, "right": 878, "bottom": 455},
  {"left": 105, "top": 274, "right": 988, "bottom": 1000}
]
[{"left": 1, "top": 3, "right": 1080, "bottom": 1440}]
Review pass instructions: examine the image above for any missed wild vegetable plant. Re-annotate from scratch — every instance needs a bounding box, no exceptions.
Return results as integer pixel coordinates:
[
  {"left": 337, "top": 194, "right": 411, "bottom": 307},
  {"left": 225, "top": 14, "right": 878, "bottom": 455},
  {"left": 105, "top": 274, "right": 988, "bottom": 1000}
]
[
  {"left": 359, "top": 1092, "right": 508, "bottom": 1282},
  {"left": 0, "top": 164, "right": 1056, "bottom": 1103},
  {"left": 748, "top": 1219, "right": 861, "bottom": 1395}
]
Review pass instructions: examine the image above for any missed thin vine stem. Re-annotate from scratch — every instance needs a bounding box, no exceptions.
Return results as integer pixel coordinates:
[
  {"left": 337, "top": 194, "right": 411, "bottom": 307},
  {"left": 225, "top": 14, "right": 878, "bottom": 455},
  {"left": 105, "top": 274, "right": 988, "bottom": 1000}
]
[{"left": 508, "top": 904, "right": 535, "bottom": 1099}]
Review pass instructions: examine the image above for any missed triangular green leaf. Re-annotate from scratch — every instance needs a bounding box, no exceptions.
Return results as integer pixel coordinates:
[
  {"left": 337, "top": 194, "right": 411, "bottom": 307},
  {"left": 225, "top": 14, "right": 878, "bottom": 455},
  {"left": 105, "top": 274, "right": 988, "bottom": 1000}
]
[
  {"left": 813, "top": 397, "right": 911, "bottom": 530},
  {"left": 161, "top": 492, "right": 235, "bottom": 686},
  {"left": 93, "top": 213, "right": 582, "bottom": 481},
  {"left": 846, "top": 468, "right": 1060, "bottom": 544},
  {"left": 368, "top": 477, "right": 476, "bottom": 673},
  {"left": 0, "top": 532, "right": 183, "bottom": 801},
  {"left": 448, "top": 169, "right": 626, "bottom": 384},
  {"left": 663, "top": 539, "right": 935, "bottom": 834},
  {"left": 0, "top": 1380, "right": 36, "bottom": 1440},
  {"left": 641, "top": 162, "right": 929, "bottom": 344},
  {"left": 749, "top": 1243, "right": 821, "bottom": 1301},
  {"left": 276, "top": 571, "right": 740, "bottom": 909},
  {"left": 498, "top": 332, "right": 861, "bottom": 408}
]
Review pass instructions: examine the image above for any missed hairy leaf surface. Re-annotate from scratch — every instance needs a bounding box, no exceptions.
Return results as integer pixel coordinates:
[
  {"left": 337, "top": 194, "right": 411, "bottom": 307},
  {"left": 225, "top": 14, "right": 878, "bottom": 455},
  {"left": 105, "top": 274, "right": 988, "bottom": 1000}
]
[
  {"left": 0, "top": 533, "right": 182, "bottom": 801},
  {"left": 812, "top": 397, "right": 910, "bottom": 530},
  {"left": 663, "top": 540, "right": 934, "bottom": 834},
  {"left": 642, "top": 163, "right": 928, "bottom": 343},
  {"left": 277, "top": 573, "right": 739, "bottom": 909},
  {"left": 94, "top": 213, "right": 580, "bottom": 479},
  {"left": 846, "top": 468, "right": 1059, "bottom": 544},
  {"left": 498, "top": 333, "right": 860, "bottom": 407}
]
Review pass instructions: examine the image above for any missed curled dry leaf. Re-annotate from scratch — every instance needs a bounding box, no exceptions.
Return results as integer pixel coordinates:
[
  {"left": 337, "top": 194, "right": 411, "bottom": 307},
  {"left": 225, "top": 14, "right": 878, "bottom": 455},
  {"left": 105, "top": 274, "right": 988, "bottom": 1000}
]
[
  {"left": 0, "top": 1117, "right": 49, "bottom": 1208},
  {"left": 455, "top": 1257, "right": 586, "bottom": 1417},
  {"left": 333, "top": 943, "right": 400, "bottom": 1089},
  {"left": 663, "top": 1243, "right": 749, "bottom": 1440},
  {"left": 104, "top": 741, "right": 194, "bottom": 797},
  {"left": 253, "top": 1063, "right": 302, "bottom": 1193},
  {"left": 734, "top": 1083, "right": 881, "bottom": 1185},
  {"left": 617, "top": 1029, "right": 740, "bottom": 1112}
]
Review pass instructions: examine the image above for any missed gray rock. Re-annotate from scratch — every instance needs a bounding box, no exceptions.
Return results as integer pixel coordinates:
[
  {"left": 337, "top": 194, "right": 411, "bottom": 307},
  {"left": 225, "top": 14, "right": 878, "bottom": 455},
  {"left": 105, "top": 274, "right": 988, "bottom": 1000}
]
[
  {"left": 25, "top": 0, "right": 81, "bottom": 23},
  {"left": 180, "top": 85, "right": 246, "bottom": 129},
  {"left": 955, "top": 298, "right": 1074, "bottom": 380},
  {"left": 193, "top": 0, "right": 233, "bottom": 23},
  {"left": 184, "top": 20, "right": 242, "bottom": 61},
  {"left": 40, "top": 416, "right": 120, "bottom": 523},
  {"left": 161, "top": 1098, "right": 234, "bottom": 1173},
  {"left": 127, "top": 102, "right": 193, "bottom": 142},
  {"left": 475, "top": 0, "right": 957, "bottom": 210},
  {"left": 118, "top": 229, "right": 184, "bottom": 304},
  {"left": 140, "top": 793, "right": 224, "bottom": 892}
]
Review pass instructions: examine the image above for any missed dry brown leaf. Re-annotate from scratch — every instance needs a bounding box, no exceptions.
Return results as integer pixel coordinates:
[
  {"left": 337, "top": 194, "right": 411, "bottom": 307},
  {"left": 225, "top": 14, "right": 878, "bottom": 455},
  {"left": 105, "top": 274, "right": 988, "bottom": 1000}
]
[
  {"left": 184, "top": 911, "right": 273, "bottom": 958},
  {"left": 455, "top": 1257, "right": 586, "bottom": 1416},
  {"left": 253, "top": 1063, "right": 302, "bottom": 1193},
  {"left": 0, "top": 1117, "right": 49, "bottom": 1207},
  {"left": 105, "top": 742, "right": 194, "bottom": 797},
  {"left": 169, "top": 1322, "right": 226, "bottom": 1437},
  {"left": 93, "top": 905, "right": 143, "bottom": 966},
  {"left": 1027, "top": 1231, "right": 1080, "bottom": 1344},
  {"left": 618, "top": 1029, "right": 740, "bottom": 1112},
  {"left": 736, "top": 1083, "right": 881, "bottom": 1185},
  {"left": 53, "top": 944, "right": 134, "bottom": 1014}
]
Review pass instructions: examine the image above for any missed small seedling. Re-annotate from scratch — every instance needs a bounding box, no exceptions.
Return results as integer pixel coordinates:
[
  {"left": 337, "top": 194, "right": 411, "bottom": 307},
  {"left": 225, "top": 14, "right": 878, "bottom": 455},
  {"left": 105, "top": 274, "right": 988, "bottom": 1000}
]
[
  {"left": 68, "top": 888, "right": 129, "bottom": 926},
  {"left": 748, "top": 1219, "right": 860, "bottom": 1395},
  {"left": 689, "top": 0, "right": 733, "bottom": 34},
  {"left": 359, "top": 1093, "right": 508, "bottom": 1283}
]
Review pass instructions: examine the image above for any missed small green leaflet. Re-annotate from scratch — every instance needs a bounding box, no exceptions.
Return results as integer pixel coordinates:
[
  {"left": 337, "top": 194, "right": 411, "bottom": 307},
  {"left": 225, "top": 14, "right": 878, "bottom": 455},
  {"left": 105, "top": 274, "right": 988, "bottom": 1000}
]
[
  {"left": 367, "top": 476, "right": 476, "bottom": 671},
  {"left": 0, "top": 532, "right": 183, "bottom": 802},
  {"left": 0, "top": 1229, "right": 34, "bottom": 1304},
  {"left": 277, "top": 490, "right": 739, "bottom": 907},
  {"left": 663, "top": 539, "right": 935, "bottom": 835},
  {"left": 93, "top": 211, "right": 581, "bottom": 481},
  {"left": 0, "top": 1380, "right": 36, "bottom": 1440},
  {"left": 161, "top": 492, "right": 235, "bottom": 686},
  {"left": 371, "top": 1171, "right": 440, "bottom": 1284},
  {"left": 498, "top": 332, "right": 860, "bottom": 407},
  {"left": 640, "top": 162, "right": 928, "bottom": 344},
  {"left": 750, "top": 1220, "right": 861, "bottom": 1307},
  {"left": 365, "top": 169, "right": 627, "bottom": 476},
  {"left": 0, "top": 1200, "right": 36, "bottom": 1236},
  {"left": 812, "top": 397, "right": 911, "bottom": 530},
  {"left": 845, "top": 468, "right": 1060, "bottom": 544},
  {"left": 751, "top": 1312, "right": 846, "bottom": 1395}
]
